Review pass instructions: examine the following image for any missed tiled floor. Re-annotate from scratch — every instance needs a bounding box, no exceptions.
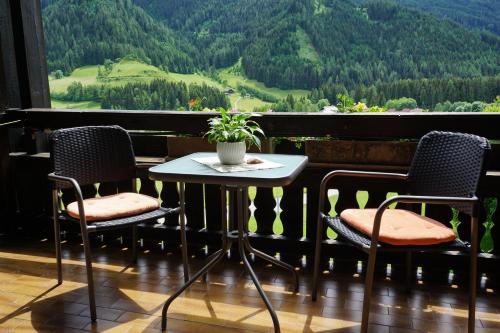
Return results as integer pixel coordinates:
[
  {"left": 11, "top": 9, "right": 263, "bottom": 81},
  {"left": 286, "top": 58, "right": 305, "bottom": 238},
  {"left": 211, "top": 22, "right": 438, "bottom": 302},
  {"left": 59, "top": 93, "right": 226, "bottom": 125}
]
[{"left": 0, "top": 237, "right": 498, "bottom": 332}]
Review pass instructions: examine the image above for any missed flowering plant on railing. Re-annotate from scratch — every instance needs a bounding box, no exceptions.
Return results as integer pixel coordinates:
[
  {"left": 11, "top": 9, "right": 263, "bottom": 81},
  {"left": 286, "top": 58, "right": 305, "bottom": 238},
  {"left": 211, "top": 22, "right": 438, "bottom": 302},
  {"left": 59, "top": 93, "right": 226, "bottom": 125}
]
[
  {"left": 336, "top": 94, "right": 382, "bottom": 113},
  {"left": 188, "top": 98, "right": 203, "bottom": 111},
  {"left": 336, "top": 93, "right": 355, "bottom": 112}
]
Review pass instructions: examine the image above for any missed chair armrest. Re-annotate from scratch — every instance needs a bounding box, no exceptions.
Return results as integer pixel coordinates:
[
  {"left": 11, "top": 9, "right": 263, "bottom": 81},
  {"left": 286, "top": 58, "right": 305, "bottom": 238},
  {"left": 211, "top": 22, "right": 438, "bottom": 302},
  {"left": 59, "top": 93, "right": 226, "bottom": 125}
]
[
  {"left": 48, "top": 173, "right": 88, "bottom": 227},
  {"left": 48, "top": 173, "right": 82, "bottom": 192},
  {"left": 320, "top": 170, "right": 408, "bottom": 190},
  {"left": 378, "top": 194, "right": 479, "bottom": 208},
  {"left": 368, "top": 194, "right": 479, "bottom": 250},
  {"left": 318, "top": 170, "right": 408, "bottom": 215}
]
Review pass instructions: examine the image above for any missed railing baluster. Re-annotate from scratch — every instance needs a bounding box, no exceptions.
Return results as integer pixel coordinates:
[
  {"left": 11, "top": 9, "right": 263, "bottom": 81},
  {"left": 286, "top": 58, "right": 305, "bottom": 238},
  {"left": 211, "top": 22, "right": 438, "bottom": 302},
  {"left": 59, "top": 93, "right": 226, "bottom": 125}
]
[
  {"left": 253, "top": 187, "right": 276, "bottom": 235},
  {"left": 280, "top": 185, "right": 303, "bottom": 239},
  {"left": 204, "top": 184, "right": 222, "bottom": 233},
  {"left": 160, "top": 181, "right": 179, "bottom": 225},
  {"left": 184, "top": 183, "right": 204, "bottom": 231},
  {"left": 117, "top": 179, "right": 133, "bottom": 193},
  {"left": 138, "top": 177, "right": 157, "bottom": 198},
  {"left": 306, "top": 183, "right": 320, "bottom": 241},
  {"left": 97, "top": 182, "right": 118, "bottom": 197},
  {"left": 365, "top": 190, "right": 386, "bottom": 209}
]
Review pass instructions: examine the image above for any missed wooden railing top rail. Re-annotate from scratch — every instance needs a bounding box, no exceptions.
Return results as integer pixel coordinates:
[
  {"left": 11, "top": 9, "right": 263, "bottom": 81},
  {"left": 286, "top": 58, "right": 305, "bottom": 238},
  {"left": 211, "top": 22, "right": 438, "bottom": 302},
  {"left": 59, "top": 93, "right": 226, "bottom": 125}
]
[{"left": 7, "top": 108, "right": 500, "bottom": 140}]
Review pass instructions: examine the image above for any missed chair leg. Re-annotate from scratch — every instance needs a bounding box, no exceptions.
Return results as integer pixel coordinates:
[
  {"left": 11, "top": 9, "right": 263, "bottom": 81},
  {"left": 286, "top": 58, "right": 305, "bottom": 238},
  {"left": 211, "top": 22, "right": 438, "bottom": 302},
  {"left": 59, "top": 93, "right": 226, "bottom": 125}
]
[
  {"left": 132, "top": 225, "right": 138, "bottom": 263},
  {"left": 52, "top": 190, "right": 62, "bottom": 284},
  {"left": 54, "top": 218, "right": 63, "bottom": 284},
  {"left": 405, "top": 252, "right": 412, "bottom": 293},
  {"left": 469, "top": 216, "right": 478, "bottom": 333},
  {"left": 81, "top": 231, "right": 97, "bottom": 322},
  {"left": 361, "top": 248, "right": 378, "bottom": 333},
  {"left": 311, "top": 215, "right": 324, "bottom": 302}
]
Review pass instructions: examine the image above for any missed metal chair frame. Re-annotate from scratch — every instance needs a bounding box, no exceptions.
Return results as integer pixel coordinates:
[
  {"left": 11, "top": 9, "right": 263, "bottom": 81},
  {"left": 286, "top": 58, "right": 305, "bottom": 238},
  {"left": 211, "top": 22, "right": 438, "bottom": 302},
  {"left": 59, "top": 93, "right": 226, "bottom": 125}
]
[
  {"left": 48, "top": 126, "right": 179, "bottom": 322},
  {"left": 312, "top": 131, "right": 489, "bottom": 333}
]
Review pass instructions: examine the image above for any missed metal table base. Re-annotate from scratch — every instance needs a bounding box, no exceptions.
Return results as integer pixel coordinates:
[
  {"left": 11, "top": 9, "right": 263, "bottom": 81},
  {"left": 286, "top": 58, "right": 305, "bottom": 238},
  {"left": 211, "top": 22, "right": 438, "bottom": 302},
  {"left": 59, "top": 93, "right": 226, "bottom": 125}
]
[{"left": 161, "top": 184, "right": 299, "bottom": 333}]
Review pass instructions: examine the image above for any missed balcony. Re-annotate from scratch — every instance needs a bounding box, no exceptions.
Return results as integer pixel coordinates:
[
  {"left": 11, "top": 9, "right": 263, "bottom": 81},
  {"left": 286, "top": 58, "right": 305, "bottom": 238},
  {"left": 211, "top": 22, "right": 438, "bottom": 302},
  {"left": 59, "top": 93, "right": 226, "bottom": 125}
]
[
  {"left": 1, "top": 2, "right": 500, "bottom": 333},
  {"left": 1, "top": 109, "right": 500, "bottom": 333}
]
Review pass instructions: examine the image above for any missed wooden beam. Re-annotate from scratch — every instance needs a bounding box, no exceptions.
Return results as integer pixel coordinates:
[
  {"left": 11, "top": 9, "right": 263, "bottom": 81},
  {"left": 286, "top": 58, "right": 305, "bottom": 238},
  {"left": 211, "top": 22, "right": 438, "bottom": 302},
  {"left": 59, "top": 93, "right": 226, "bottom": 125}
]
[
  {"left": 0, "top": 0, "right": 22, "bottom": 108},
  {"left": 0, "top": 36, "right": 7, "bottom": 111},
  {"left": 18, "top": 0, "right": 50, "bottom": 108},
  {"left": 12, "top": 108, "right": 500, "bottom": 140},
  {"left": 0, "top": 126, "right": 10, "bottom": 232},
  {"left": 0, "top": 0, "right": 50, "bottom": 109}
]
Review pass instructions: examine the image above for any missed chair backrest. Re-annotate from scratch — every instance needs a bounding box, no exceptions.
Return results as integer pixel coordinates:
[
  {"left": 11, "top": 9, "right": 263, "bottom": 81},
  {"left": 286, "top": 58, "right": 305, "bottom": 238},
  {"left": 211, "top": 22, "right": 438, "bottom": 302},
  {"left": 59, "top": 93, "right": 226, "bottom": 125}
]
[
  {"left": 408, "top": 131, "right": 490, "bottom": 211},
  {"left": 51, "top": 126, "right": 136, "bottom": 188}
]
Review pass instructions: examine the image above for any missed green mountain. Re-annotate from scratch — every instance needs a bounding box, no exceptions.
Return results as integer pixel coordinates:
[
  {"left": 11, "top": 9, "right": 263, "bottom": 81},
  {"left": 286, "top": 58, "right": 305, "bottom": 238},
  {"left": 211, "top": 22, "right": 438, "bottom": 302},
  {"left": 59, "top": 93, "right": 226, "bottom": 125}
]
[
  {"left": 392, "top": 0, "right": 500, "bottom": 35},
  {"left": 43, "top": 0, "right": 199, "bottom": 74},
  {"left": 43, "top": 0, "right": 500, "bottom": 91},
  {"left": 134, "top": 0, "right": 500, "bottom": 89}
]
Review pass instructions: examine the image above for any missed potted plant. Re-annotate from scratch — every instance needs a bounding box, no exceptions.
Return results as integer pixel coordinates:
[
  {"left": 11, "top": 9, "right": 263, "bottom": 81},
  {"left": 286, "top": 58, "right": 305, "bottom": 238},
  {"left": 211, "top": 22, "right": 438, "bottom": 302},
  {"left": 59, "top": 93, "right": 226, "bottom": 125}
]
[{"left": 205, "top": 109, "right": 264, "bottom": 165}]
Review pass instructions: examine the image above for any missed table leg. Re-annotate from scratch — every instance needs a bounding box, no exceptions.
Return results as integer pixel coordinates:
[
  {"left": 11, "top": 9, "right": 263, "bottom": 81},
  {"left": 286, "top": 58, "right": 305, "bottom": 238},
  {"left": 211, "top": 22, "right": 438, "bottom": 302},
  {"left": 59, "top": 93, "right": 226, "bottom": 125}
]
[
  {"left": 163, "top": 185, "right": 230, "bottom": 331},
  {"left": 179, "top": 182, "right": 189, "bottom": 283},
  {"left": 161, "top": 247, "right": 228, "bottom": 331},
  {"left": 242, "top": 188, "right": 299, "bottom": 291},
  {"left": 237, "top": 187, "right": 281, "bottom": 333},
  {"left": 162, "top": 185, "right": 281, "bottom": 333}
]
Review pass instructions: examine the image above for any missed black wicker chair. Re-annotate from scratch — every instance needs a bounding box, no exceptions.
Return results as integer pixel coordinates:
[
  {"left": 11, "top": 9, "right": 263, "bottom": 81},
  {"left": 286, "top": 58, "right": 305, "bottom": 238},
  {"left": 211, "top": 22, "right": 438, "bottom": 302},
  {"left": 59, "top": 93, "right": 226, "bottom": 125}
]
[
  {"left": 48, "top": 126, "right": 179, "bottom": 322},
  {"left": 311, "top": 131, "right": 490, "bottom": 333}
]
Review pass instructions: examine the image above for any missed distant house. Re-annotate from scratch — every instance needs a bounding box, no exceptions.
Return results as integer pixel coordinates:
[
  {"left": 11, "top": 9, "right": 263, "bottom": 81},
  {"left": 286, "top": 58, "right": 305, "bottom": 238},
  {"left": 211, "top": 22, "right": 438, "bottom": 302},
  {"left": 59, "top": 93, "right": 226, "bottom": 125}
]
[
  {"left": 321, "top": 105, "right": 338, "bottom": 113},
  {"left": 224, "top": 88, "right": 235, "bottom": 95},
  {"left": 386, "top": 108, "right": 425, "bottom": 112}
]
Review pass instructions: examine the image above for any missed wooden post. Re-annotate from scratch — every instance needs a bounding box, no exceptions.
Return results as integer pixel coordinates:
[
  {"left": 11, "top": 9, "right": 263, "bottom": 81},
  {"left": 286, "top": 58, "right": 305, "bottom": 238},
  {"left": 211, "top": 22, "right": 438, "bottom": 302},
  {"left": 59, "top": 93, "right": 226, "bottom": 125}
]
[
  {"left": 0, "top": 0, "right": 22, "bottom": 108},
  {"left": 17, "top": 0, "right": 50, "bottom": 108},
  {"left": 0, "top": 0, "right": 50, "bottom": 109},
  {"left": 0, "top": 8, "right": 11, "bottom": 231},
  {"left": 0, "top": 125, "right": 11, "bottom": 232}
]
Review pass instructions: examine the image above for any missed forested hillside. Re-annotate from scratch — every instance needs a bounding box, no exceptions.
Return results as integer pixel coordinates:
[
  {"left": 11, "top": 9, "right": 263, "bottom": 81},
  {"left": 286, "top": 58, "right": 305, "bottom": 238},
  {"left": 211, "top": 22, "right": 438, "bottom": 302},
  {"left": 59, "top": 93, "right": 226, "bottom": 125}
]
[
  {"left": 393, "top": 0, "right": 500, "bottom": 35},
  {"left": 43, "top": 0, "right": 199, "bottom": 74},
  {"left": 43, "top": 0, "right": 500, "bottom": 110},
  {"left": 133, "top": 0, "right": 500, "bottom": 89}
]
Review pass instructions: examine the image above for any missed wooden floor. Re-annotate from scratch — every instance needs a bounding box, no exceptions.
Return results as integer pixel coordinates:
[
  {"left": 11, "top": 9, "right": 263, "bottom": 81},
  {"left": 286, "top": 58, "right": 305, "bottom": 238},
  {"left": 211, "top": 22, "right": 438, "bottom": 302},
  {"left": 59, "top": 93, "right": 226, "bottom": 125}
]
[{"left": 0, "top": 237, "right": 499, "bottom": 333}]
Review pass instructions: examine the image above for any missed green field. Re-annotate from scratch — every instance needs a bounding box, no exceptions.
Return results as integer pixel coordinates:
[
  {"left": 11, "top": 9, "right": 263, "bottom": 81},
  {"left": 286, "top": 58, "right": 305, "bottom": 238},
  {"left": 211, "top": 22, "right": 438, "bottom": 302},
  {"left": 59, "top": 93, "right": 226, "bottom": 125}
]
[
  {"left": 296, "top": 27, "right": 321, "bottom": 64},
  {"left": 50, "top": 99, "right": 100, "bottom": 109},
  {"left": 50, "top": 59, "right": 309, "bottom": 111},
  {"left": 219, "top": 65, "right": 309, "bottom": 101}
]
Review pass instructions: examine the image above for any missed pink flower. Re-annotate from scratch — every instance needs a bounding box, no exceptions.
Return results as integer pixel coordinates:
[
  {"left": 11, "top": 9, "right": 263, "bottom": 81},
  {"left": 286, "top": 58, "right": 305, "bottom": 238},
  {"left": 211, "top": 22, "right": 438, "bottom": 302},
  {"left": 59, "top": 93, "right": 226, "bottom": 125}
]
[{"left": 230, "top": 107, "right": 238, "bottom": 113}]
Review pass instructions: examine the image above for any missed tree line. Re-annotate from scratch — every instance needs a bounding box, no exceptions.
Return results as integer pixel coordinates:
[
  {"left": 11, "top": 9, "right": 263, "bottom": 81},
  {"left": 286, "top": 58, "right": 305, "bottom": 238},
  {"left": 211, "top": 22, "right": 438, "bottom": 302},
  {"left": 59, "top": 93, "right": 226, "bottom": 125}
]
[
  {"left": 310, "top": 76, "right": 500, "bottom": 108},
  {"left": 51, "top": 79, "right": 229, "bottom": 111},
  {"left": 102, "top": 80, "right": 229, "bottom": 110}
]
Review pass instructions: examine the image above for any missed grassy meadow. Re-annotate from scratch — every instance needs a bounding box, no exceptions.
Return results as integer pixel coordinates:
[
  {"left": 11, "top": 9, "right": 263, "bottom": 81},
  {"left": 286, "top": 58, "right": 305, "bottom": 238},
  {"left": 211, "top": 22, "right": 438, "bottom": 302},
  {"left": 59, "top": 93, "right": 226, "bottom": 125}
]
[{"left": 49, "top": 59, "right": 310, "bottom": 111}]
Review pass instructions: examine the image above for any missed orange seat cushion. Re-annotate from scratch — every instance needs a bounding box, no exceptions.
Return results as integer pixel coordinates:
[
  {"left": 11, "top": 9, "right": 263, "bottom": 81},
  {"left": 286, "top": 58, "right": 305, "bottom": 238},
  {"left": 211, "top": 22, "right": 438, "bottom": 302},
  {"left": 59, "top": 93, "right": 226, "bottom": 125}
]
[
  {"left": 66, "top": 192, "right": 160, "bottom": 222},
  {"left": 340, "top": 209, "right": 456, "bottom": 246}
]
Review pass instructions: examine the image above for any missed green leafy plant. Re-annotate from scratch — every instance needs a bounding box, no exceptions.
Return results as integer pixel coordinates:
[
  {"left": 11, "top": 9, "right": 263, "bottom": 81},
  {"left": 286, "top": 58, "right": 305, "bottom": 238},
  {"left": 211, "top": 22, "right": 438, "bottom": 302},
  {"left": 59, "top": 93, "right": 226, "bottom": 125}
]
[
  {"left": 368, "top": 106, "right": 386, "bottom": 113},
  {"left": 336, "top": 93, "right": 354, "bottom": 113},
  {"left": 483, "top": 96, "right": 500, "bottom": 113},
  {"left": 205, "top": 108, "right": 264, "bottom": 149}
]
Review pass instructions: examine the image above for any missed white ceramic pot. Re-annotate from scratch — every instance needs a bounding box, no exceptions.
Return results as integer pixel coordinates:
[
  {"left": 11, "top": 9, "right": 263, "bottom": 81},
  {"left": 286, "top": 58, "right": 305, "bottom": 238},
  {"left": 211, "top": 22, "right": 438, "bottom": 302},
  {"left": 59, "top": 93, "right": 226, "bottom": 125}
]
[{"left": 217, "top": 142, "right": 246, "bottom": 165}]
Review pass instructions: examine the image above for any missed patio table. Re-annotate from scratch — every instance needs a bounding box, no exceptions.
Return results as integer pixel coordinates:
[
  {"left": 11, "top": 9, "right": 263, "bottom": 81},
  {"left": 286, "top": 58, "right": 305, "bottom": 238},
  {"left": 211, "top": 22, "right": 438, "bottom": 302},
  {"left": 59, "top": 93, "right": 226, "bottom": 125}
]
[{"left": 149, "top": 152, "right": 308, "bottom": 332}]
